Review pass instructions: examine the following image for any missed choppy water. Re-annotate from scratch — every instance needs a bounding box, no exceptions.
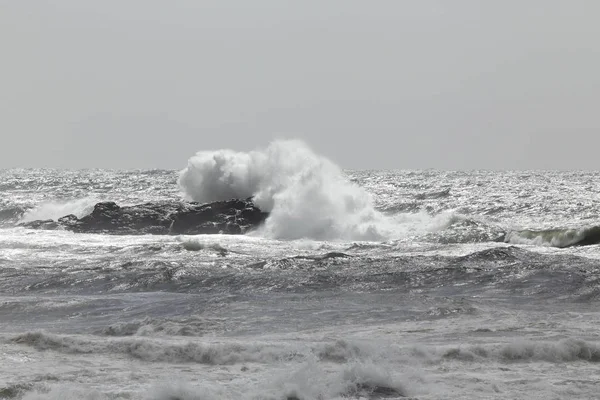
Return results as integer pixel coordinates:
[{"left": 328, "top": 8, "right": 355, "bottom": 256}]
[{"left": 2, "top": 166, "right": 600, "bottom": 399}]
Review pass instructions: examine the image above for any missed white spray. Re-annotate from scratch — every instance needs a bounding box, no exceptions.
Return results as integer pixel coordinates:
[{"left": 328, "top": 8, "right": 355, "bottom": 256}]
[
  {"left": 178, "top": 140, "right": 395, "bottom": 241},
  {"left": 20, "top": 197, "right": 98, "bottom": 223}
]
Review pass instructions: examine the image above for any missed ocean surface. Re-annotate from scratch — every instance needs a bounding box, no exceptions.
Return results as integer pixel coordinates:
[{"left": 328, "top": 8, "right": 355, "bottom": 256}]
[{"left": 2, "top": 143, "right": 600, "bottom": 399}]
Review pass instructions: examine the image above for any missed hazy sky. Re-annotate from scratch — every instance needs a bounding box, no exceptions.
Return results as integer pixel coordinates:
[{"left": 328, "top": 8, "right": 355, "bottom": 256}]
[{"left": 2, "top": 1, "right": 600, "bottom": 170}]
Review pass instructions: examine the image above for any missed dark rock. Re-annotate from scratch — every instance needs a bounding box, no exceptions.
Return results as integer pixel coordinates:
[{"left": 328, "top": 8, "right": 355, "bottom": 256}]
[
  {"left": 20, "top": 199, "right": 268, "bottom": 236},
  {"left": 57, "top": 214, "right": 79, "bottom": 225}
]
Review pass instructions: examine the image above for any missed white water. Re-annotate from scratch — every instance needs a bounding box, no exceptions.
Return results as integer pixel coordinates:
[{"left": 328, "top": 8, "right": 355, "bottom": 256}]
[
  {"left": 179, "top": 140, "right": 396, "bottom": 241},
  {"left": 20, "top": 197, "right": 99, "bottom": 223}
]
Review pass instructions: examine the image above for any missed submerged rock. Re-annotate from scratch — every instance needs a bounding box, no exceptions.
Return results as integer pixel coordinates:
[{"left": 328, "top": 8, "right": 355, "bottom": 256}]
[{"left": 20, "top": 198, "right": 268, "bottom": 235}]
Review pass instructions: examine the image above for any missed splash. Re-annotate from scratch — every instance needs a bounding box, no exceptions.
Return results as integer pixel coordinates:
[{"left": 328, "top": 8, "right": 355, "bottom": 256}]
[
  {"left": 505, "top": 225, "right": 600, "bottom": 248},
  {"left": 178, "top": 140, "right": 393, "bottom": 240},
  {"left": 20, "top": 197, "right": 98, "bottom": 223}
]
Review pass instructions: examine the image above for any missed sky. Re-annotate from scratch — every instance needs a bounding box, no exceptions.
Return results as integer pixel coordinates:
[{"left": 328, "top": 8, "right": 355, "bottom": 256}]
[{"left": 2, "top": 1, "right": 600, "bottom": 170}]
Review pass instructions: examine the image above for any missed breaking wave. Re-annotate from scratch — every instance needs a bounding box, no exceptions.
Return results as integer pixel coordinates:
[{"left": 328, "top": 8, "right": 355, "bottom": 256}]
[
  {"left": 98, "top": 316, "right": 225, "bottom": 337},
  {"left": 438, "top": 337, "right": 600, "bottom": 363},
  {"left": 20, "top": 198, "right": 98, "bottom": 223},
  {"left": 11, "top": 332, "right": 299, "bottom": 365},
  {"left": 178, "top": 140, "right": 396, "bottom": 241},
  {"left": 11, "top": 333, "right": 383, "bottom": 366},
  {"left": 17, "top": 362, "right": 409, "bottom": 400},
  {"left": 505, "top": 225, "right": 600, "bottom": 248},
  {"left": 0, "top": 205, "right": 26, "bottom": 226}
]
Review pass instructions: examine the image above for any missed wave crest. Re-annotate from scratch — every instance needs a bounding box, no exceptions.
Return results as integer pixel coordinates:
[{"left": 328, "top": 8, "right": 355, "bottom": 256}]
[{"left": 505, "top": 226, "right": 600, "bottom": 248}]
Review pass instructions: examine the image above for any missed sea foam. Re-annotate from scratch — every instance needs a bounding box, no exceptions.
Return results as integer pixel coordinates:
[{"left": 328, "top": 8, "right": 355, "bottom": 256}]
[{"left": 178, "top": 140, "right": 394, "bottom": 241}]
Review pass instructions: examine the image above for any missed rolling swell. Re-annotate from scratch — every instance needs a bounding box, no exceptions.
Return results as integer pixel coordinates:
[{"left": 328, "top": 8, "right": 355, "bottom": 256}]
[
  {"left": 3, "top": 246, "right": 600, "bottom": 302},
  {"left": 11, "top": 331, "right": 600, "bottom": 365},
  {"left": 10, "top": 332, "right": 300, "bottom": 365}
]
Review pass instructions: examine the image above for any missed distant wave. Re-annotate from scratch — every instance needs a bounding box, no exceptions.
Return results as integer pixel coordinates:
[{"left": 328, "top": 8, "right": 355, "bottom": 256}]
[
  {"left": 436, "top": 337, "right": 600, "bottom": 363},
  {"left": 505, "top": 226, "right": 600, "bottom": 248},
  {"left": 414, "top": 187, "right": 451, "bottom": 200}
]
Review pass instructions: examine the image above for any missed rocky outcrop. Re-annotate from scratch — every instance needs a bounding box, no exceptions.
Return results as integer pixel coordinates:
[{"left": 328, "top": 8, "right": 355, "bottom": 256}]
[{"left": 20, "top": 199, "right": 268, "bottom": 235}]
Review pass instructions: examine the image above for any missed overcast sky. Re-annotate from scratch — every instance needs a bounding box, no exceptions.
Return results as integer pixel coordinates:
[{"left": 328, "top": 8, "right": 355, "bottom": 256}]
[{"left": 2, "top": 1, "right": 599, "bottom": 170}]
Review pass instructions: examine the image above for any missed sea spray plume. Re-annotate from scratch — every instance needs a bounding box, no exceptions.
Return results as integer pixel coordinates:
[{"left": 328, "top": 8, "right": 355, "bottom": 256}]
[
  {"left": 20, "top": 197, "right": 98, "bottom": 223},
  {"left": 178, "top": 140, "right": 391, "bottom": 240}
]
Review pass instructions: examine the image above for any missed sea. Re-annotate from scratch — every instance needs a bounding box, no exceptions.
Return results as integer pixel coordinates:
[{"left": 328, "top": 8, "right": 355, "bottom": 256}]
[{"left": 1, "top": 140, "right": 600, "bottom": 399}]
